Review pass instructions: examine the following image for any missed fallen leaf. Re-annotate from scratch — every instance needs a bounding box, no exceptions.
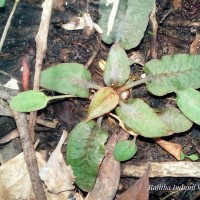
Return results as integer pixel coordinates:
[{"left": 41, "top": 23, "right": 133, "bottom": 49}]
[
  {"left": 0, "top": 152, "right": 82, "bottom": 200},
  {"left": 0, "top": 129, "right": 19, "bottom": 144},
  {"left": 170, "top": 0, "right": 182, "bottom": 9},
  {"left": 190, "top": 33, "right": 200, "bottom": 54},
  {"left": 154, "top": 138, "right": 182, "bottom": 160},
  {"left": 62, "top": 12, "right": 103, "bottom": 33},
  {"left": 0, "top": 99, "right": 12, "bottom": 117},
  {"left": 109, "top": 113, "right": 138, "bottom": 136},
  {"left": 117, "top": 166, "right": 150, "bottom": 200},
  {"left": 39, "top": 131, "right": 75, "bottom": 193}
]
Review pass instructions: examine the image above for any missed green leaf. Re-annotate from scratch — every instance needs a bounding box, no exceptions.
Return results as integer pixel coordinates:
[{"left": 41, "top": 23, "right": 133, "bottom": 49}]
[
  {"left": 10, "top": 90, "right": 49, "bottom": 112},
  {"left": 114, "top": 140, "right": 137, "bottom": 162},
  {"left": 157, "top": 107, "right": 192, "bottom": 133},
  {"left": 87, "top": 87, "right": 119, "bottom": 121},
  {"left": 116, "top": 99, "right": 171, "bottom": 138},
  {"left": 0, "top": 0, "right": 5, "bottom": 7},
  {"left": 67, "top": 121, "right": 108, "bottom": 192},
  {"left": 176, "top": 88, "right": 200, "bottom": 125},
  {"left": 40, "top": 63, "right": 91, "bottom": 98},
  {"left": 103, "top": 44, "right": 130, "bottom": 87},
  {"left": 144, "top": 54, "right": 200, "bottom": 96},
  {"left": 180, "top": 151, "right": 185, "bottom": 160},
  {"left": 186, "top": 154, "right": 199, "bottom": 161},
  {"left": 99, "top": 0, "right": 154, "bottom": 50}
]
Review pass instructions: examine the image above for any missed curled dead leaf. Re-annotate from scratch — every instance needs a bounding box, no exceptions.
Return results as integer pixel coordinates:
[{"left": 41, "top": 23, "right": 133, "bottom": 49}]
[{"left": 154, "top": 138, "right": 182, "bottom": 160}]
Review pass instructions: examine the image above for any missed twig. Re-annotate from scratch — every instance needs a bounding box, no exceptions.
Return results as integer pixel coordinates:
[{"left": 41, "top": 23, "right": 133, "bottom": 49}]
[
  {"left": 29, "top": 0, "right": 54, "bottom": 140},
  {"left": 122, "top": 161, "right": 200, "bottom": 178},
  {"left": 0, "top": 86, "right": 47, "bottom": 200},
  {"left": 12, "top": 112, "right": 47, "bottom": 200},
  {"left": 0, "top": 69, "right": 21, "bottom": 83},
  {"left": 0, "top": 0, "right": 20, "bottom": 52},
  {"left": 85, "top": 41, "right": 101, "bottom": 69},
  {"left": 149, "top": 0, "right": 158, "bottom": 59}
]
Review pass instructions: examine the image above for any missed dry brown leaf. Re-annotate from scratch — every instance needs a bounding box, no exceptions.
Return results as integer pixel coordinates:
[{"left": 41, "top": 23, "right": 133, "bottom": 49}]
[
  {"left": 0, "top": 99, "right": 12, "bottom": 117},
  {"left": 154, "top": 138, "right": 182, "bottom": 160},
  {"left": 190, "top": 33, "right": 200, "bottom": 54},
  {"left": 39, "top": 131, "right": 75, "bottom": 194},
  {"left": 170, "top": 0, "right": 182, "bottom": 9},
  {"left": 0, "top": 129, "right": 19, "bottom": 144},
  {"left": 0, "top": 151, "right": 82, "bottom": 200},
  {"left": 117, "top": 166, "right": 149, "bottom": 200},
  {"left": 109, "top": 113, "right": 138, "bottom": 136}
]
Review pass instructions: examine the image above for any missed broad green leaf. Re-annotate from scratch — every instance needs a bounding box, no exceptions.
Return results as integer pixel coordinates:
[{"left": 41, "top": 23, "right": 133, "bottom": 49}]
[
  {"left": 186, "top": 154, "right": 199, "bottom": 161},
  {"left": 99, "top": 0, "right": 154, "bottom": 50},
  {"left": 0, "top": 0, "right": 5, "bottom": 7},
  {"left": 104, "top": 44, "right": 130, "bottom": 87},
  {"left": 87, "top": 87, "right": 119, "bottom": 121},
  {"left": 176, "top": 88, "right": 200, "bottom": 125},
  {"left": 10, "top": 90, "right": 49, "bottom": 112},
  {"left": 116, "top": 99, "right": 171, "bottom": 138},
  {"left": 144, "top": 54, "right": 200, "bottom": 96},
  {"left": 157, "top": 107, "right": 192, "bottom": 133},
  {"left": 66, "top": 121, "right": 108, "bottom": 192},
  {"left": 114, "top": 140, "right": 137, "bottom": 162},
  {"left": 40, "top": 63, "right": 91, "bottom": 98}
]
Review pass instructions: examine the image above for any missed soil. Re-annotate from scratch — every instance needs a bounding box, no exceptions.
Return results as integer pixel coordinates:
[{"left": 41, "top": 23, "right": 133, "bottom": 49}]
[{"left": 0, "top": 0, "right": 200, "bottom": 199}]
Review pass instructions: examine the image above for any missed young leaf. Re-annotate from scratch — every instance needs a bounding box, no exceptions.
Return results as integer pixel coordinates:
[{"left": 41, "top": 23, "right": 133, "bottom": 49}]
[
  {"left": 144, "top": 54, "right": 200, "bottom": 96},
  {"left": 114, "top": 140, "right": 137, "bottom": 162},
  {"left": 66, "top": 121, "right": 108, "bottom": 192},
  {"left": 180, "top": 151, "right": 185, "bottom": 160},
  {"left": 176, "top": 88, "right": 200, "bottom": 125},
  {"left": 116, "top": 99, "right": 171, "bottom": 138},
  {"left": 10, "top": 90, "right": 49, "bottom": 112},
  {"left": 99, "top": 0, "right": 154, "bottom": 50},
  {"left": 157, "top": 107, "right": 192, "bottom": 133},
  {"left": 186, "top": 154, "right": 199, "bottom": 161},
  {"left": 103, "top": 44, "right": 130, "bottom": 87},
  {"left": 40, "top": 63, "right": 91, "bottom": 98},
  {"left": 87, "top": 87, "right": 119, "bottom": 121}
]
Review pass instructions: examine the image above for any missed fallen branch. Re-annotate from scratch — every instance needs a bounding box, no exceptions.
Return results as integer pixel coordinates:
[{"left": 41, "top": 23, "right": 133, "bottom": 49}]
[
  {"left": 29, "top": 0, "right": 54, "bottom": 140},
  {"left": 0, "top": 86, "right": 47, "bottom": 200},
  {"left": 12, "top": 112, "right": 47, "bottom": 200},
  {"left": 122, "top": 161, "right": 200, "bottom": 178}
]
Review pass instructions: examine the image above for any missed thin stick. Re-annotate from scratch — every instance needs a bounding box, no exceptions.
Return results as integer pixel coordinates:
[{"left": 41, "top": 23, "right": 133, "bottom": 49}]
[
  {"left": 85, "top": 41, "right": 101, "bottom": 69},
  {"left": 0, "top": 0, "right": 20, "bottom": 52},
  {"left": 29, "top": 0, "right": 54, "bottom": 140},
  {"left": 149, "top": 0, "right": 158, "bottom": 59},
  {"left": 0, "top": 69, "right": 21, "bottom": 83}
]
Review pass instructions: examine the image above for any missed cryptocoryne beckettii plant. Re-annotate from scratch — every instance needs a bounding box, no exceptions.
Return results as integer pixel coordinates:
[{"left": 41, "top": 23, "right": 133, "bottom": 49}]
[{"left": 9, "top": 0, "right": 200, "bottom": 192}]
